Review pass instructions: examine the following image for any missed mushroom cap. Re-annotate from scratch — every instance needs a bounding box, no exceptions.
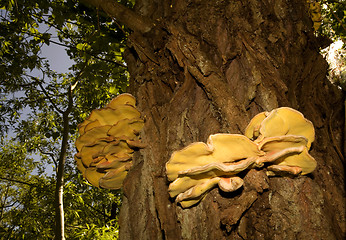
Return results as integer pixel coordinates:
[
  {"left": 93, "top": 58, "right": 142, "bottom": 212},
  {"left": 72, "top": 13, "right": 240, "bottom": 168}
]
[
  {"left": 84, "top": 167, "right": 105, "bottom": 188},
  {"left": 77, "top": 94, "right": 133, "bottom": 135},
  {"left": 104, "top": 152, "right": 133, "bottom": 162},
  {"left": 258, "top": 135, "right": 308, "bottom": 152},
  {"left": 258, "top": 107, "right": 315, "bottom": 148},
  {"left": 102, "top": 140, "right": 134, "bottom": 155},
  {"left": 178, "top": 197, "right": 205, "bottom": 209},
  {"left": 244, "top": 112, "right": 267, "bottom": 140},
  {"left": 99, "top": 163, "right": 132, "bottom": 189},
  {"left": 166, "top": 107, "right": 317, "bottom": 208},
  {"left": 107, "top": 118, "right": 144, "bottom": 139},
  {"left": 166, "top": 134, "right": 261, "bottom": 181},
  {"left": 218, "top": 176, "right": 244, "bottom": 192},
  {"left": 168, "top": 176, "right": 217, "bottom": 198},
  {"left": 273, "top": 148, "right": 317, "bottom": 175},
  {"left": 257, "top": 135, "right": 308, "bottom": 163},
  {"left": 75, "top": 154, "right": 86, "bottom": 176},
  {"left": 172, "top": 177, "right": 220, "bottom": 208},
  {"left": 96, "top": 157, "right": 131, "bottom": 170},
  {"left": 106, "top": 93, "right": 136, "bottom": 108},
  {"left": 78, "top": 119, "right": 94, "bottom": 135},
  {"left": 83, "top": 119, "right": 101, "bottom": 133},
  {"left": 75, "top": 125, "right": 112, "bottom": 152},
  {"left": 99, "top": 170, "right": 128, "bottom": 190},
  {"left": 78, "top": 139, "right": 135, "bottom": 188},
  {"left": 78, "top": 105, "right": 141, "bottom": 135},
  {"left": 266, "top": 165, "right": 303, "bottom": 176},
  {"left": 79, "top": 140, "right": 111, "bottom": 167},
  {"left": 79, "top": 138, "right": 131, "bottom": 165},
  {"left": 75, "top": 94, "right": 144, "bottom": 190},
  {"left": 177, "top": 157, "right": 257, "bottom": 177}
]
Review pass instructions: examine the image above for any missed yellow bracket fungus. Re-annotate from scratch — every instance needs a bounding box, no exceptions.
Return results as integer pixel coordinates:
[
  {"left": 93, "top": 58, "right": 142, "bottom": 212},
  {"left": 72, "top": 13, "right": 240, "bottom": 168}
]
[
  {"left": 166, "top": 107, "right": 317, "bottom": 208},
  {"left": 75, "top": 93, "right": 144, "bottom": 190}
]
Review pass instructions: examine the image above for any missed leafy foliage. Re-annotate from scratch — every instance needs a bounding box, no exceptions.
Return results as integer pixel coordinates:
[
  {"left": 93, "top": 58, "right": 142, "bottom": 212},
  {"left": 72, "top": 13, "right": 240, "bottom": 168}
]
[
  {"left": 320, "top": 0, "right": 346, "bottom": 41},
  {"left": 0, "top": 0, "right": 130, "bottom": 238},
  {"left": 319, "top": 1, "right": 346, "bottom": 90}
]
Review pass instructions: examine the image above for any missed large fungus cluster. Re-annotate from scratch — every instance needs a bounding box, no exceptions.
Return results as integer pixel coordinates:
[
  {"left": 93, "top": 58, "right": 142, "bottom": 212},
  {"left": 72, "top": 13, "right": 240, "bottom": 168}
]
[
  {"left": 75, "top": 93, "right": 144, "bottom": 190},
  {"left": 166, "top": 107, "right": 316, "bottom": 208}
]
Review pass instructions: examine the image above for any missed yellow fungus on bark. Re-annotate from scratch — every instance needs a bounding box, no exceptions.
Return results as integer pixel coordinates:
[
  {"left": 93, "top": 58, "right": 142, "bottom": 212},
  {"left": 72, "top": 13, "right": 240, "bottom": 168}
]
[
  {"left": 166, "top": 107, "right": 317, "bottom": 208},
  {"left": 74, "top": 93, "right": 144, "bottom": 190}
]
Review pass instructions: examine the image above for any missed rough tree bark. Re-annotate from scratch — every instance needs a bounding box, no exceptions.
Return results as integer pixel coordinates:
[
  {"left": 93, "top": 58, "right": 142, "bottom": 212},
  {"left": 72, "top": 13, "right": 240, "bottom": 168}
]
[{"left": 83, "top": 0, "right": 345, "bottom": 239}]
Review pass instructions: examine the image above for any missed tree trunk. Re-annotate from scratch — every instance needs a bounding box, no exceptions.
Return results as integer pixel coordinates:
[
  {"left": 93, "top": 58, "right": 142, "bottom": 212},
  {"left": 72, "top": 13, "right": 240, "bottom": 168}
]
[
  {"left": 54, "top": 86, "right": 73, "bottom": 240},
  {"left": 91, "top": 0, "right": 345, "bottom": 239}
]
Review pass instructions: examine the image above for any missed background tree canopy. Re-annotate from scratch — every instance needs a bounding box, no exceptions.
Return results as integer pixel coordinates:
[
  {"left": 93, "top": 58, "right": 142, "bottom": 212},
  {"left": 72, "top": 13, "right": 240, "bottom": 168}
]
[
  {"left": 0, "top": 0, "right": 344, "bottom": 239},
  {"left": 320, "top": 0, "right": 346, "bottom": 41},
  {"left": 0, "top": 0, "right": 133, "bottom": 238}
]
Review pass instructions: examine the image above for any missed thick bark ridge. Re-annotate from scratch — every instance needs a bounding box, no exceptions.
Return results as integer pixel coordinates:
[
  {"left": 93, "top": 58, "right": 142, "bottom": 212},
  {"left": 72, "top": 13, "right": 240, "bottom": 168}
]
[{"left": 107, "top": 0, "right": 345, "bottom": 239}]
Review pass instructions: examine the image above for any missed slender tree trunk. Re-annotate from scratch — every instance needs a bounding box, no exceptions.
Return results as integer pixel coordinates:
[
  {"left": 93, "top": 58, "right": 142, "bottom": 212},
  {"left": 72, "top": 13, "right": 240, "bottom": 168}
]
[
  {"left": 83, "top": 0, "right": 345, "bottom": 239},
  {"left": 54, "top": 87, "right": 73, "bottom": 240}
]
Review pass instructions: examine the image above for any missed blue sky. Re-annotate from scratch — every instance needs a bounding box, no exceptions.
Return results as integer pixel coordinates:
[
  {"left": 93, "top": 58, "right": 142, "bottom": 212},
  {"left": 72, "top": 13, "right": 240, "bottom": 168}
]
[
  {"left": 41, "top": 43, "right": 73, "bottom": 73},
  {"left": 40, "top": 25, "right": 74, "bottom": 74},
  {"left": 24, "top": 26, "right": 75, "bottom": 176}
]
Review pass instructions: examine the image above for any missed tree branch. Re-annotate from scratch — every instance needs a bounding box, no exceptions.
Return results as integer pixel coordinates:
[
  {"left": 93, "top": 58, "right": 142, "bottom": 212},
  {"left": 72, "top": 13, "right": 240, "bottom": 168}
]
[
  {"left": 20, "top": 26, "right": 127, "bottom": 68},
  {"left": 0, "top": 177, "right": 35, "bottom": 186},
  {"left": 80, "top": 0, "right": 154, "bottom": 33},
  {"left": 38, "top": 147, "right": 57, "bottom": 168},
  {"left": 54, "top": 63, "right": 86, "bottom": 239},
  {"left": 48, "top": 39, "right": 127, "bottom": 68},
  {"left": 54, "top": 85, "right": 72, "bottom": 240},
  {"left": 34, "top": 73, "right": 65, "bottom": 114},
  {"left": 0, "top": 201, "right": 19, "bottom": 209}
]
